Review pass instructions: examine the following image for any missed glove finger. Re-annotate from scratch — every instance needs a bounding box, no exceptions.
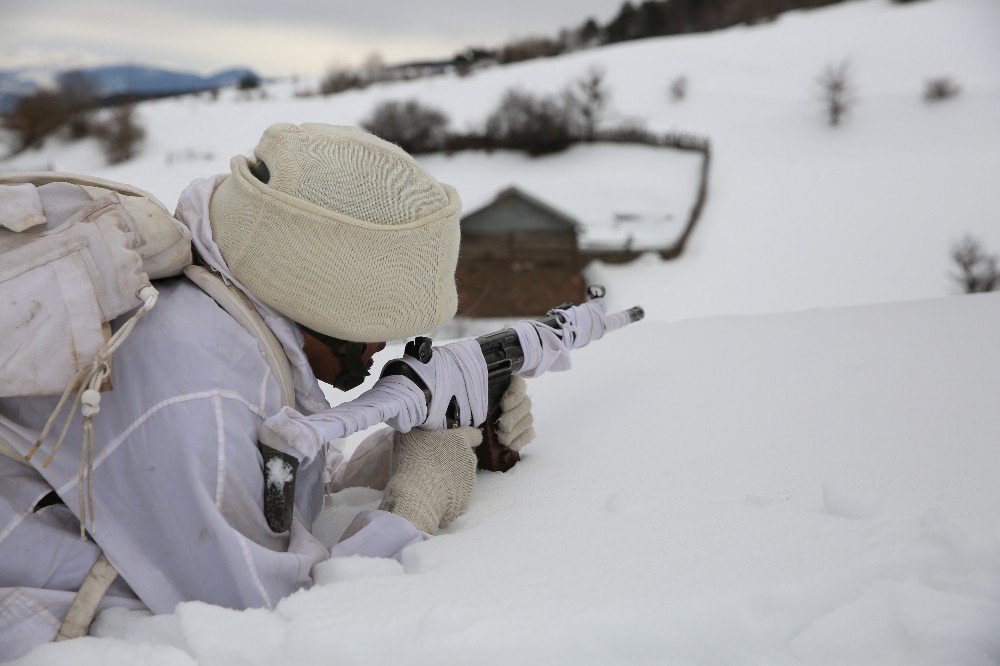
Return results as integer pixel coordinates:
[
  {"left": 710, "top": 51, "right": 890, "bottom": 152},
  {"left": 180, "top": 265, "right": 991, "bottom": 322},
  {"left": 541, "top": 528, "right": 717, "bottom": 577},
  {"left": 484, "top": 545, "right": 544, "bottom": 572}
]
[
  {"left": 498, "top": 410, "right": 533, "bottom": 447},
  {"left": 497, "top": 396, "right": 532, "bottom": 436},
  {"left": 505, "top": 425, "right": 536, "bottom": 452},
  {"left": 394, "top": 426, "right": 482, "bottom": 450},
  {"left": 441, "top": 436, "right": 477, "bottom": 526},
  {"left": 451, "top": 425, "right": 484, "bottom": 449},
  {"left": 500, "top": 375, "right": 529, "bottom": 412}
]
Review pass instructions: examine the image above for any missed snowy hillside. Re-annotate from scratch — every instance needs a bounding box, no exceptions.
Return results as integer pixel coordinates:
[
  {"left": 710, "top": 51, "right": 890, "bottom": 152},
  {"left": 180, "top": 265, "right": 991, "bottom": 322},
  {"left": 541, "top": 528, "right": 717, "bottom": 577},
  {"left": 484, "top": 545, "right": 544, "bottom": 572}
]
[
  {"left": 3, "top": 0, "right": 999, "bottom": 321},
  {"left": 5, "top": 0, "right": 1000, "bottom": 662},
  {"left": 14, "top": 292, "right": 1000, "bottom": 665}
]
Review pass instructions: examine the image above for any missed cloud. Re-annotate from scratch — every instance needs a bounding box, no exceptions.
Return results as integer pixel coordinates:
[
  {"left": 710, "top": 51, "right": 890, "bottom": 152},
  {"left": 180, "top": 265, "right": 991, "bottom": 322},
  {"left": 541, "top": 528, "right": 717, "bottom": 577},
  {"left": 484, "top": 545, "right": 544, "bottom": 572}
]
[{"left": 1, "top": 0, "right": 625, "bottom": 74}]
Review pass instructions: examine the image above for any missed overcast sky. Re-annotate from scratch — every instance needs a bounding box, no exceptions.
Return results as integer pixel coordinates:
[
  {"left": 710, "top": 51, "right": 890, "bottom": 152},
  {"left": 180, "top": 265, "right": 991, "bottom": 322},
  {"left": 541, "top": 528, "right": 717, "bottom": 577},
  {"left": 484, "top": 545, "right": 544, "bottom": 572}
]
[{"left": 1, "top": 0, "right": 627, "bottom": 75}]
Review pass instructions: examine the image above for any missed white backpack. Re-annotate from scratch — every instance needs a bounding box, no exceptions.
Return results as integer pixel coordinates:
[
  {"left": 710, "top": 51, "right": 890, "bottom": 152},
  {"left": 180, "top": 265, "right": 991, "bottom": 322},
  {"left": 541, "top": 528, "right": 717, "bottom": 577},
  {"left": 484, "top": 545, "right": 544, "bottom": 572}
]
[
  {"left": 0, "top": 172, "right": 193, "bottom": 398},
  {"left": 0, "top": 171, "right": 295, "bottom": 642},
  {"left": 1, "top": 170, "right": 295, "bottom": 460}
]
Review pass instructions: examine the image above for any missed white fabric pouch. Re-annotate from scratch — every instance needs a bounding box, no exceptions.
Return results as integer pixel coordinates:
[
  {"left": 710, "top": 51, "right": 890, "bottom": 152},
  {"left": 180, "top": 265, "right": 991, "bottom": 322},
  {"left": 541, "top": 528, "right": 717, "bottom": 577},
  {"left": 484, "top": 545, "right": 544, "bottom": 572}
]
[
  {"left": 0, "top": 186, "right": 149, "bottom": 397},
  {"left": 0, "top": 183, "right": 46, "bottom": 232}
]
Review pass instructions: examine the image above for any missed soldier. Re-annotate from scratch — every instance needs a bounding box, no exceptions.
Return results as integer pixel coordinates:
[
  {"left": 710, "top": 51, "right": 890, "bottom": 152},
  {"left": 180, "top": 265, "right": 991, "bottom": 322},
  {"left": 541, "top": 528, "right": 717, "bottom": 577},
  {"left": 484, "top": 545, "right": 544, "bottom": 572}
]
[{"left": 0, "top": 123, "right": 533, "bottom": 660}]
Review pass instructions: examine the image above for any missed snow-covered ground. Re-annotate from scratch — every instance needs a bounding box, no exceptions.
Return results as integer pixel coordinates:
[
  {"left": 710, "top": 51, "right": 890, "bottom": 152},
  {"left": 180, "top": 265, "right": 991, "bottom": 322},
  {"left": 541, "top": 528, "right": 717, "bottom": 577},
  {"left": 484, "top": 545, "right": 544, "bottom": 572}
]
[
  {"left": 5, "top": 0, "right": 1000, "bottom": 662},
  {"left": 14, "top": 292, "right": 1000, "bottom": 665}
]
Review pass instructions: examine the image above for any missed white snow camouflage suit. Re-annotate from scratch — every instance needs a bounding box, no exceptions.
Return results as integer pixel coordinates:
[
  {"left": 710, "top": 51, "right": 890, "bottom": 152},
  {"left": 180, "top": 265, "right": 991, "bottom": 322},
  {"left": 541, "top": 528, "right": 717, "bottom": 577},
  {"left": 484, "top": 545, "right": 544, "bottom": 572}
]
[{"left": 0, "top": 175, "right": 425, "bottom": 661}]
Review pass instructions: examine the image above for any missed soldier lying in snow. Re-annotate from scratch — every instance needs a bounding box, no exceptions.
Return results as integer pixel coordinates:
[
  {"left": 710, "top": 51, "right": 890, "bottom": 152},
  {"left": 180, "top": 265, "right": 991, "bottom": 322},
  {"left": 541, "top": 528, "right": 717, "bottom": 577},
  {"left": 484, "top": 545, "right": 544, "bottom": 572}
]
[{"left": 0, "top": 123, "right": 535, "bottom": 660}]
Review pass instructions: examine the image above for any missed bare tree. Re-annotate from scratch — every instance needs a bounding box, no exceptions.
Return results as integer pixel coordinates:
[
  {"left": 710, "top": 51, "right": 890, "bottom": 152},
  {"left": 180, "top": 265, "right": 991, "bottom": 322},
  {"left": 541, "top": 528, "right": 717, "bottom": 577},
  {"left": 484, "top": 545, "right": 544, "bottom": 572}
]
[
  {"left": 950, "top": 235, "right": 1000, "bottom": 293},
  {"left": 485, "top": 88, "right": 575, "bottom": 156},
  {"left": 319, "top": 61, "right": 362, "bottom": 95},
  {"left": 2, "top": 90, "right": 68, "bottom": 151},
  {"left": 569, "top": 66, "right": 610, "bottom": 141},
  {"left": 94, "top": 104, "right": 145, "bottom": 165},
  {"left": 361, "top": 51, "right": 387, "bottom": 85},
  {"left": 361, "top": 51, "right": 384, "bottom": 72},
  {"left": 817, "top": 60, "right": 856, "bottom": 127},
  {"left": 57, "top": 70, "right": 98, "bottom": 139}
]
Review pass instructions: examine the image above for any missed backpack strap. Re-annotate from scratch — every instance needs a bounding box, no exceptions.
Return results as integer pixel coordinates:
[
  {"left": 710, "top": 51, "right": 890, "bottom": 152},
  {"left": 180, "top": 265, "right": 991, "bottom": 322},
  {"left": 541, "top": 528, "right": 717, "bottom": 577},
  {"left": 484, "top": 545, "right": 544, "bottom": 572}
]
[
  {"left": 55, "top": 554, "right": 119, "bottom": 642},
  {"left": 0, "top": 435, "right": 30, "bottom": 466},
  {"left": 184, "top": 265, "right": 302, "bottom": 534},
  {"left": 0, "top": 171, "right": 168, "bottom": 210},
  {"left": 183, "top": 265, "right": 296, "bottom": 409}
]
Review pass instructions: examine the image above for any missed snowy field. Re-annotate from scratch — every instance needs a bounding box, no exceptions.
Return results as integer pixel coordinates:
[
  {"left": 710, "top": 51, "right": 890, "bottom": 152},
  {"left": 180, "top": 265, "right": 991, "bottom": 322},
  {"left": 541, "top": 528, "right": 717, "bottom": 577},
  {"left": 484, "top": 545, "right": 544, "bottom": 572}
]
[
  {"left": 4, "top": 0, "right": 1000, "bottom": 662},
  {"left": 14, "top": 292, "right": 1000, "bottom": 665}
]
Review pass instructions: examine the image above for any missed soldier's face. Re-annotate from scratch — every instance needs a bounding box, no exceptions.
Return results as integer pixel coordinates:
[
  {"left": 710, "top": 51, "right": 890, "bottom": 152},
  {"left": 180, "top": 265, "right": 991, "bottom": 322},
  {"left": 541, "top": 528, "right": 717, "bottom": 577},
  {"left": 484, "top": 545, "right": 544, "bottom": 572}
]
[{"left": 300, "top": 330, "right": 386, "bottom": 389}]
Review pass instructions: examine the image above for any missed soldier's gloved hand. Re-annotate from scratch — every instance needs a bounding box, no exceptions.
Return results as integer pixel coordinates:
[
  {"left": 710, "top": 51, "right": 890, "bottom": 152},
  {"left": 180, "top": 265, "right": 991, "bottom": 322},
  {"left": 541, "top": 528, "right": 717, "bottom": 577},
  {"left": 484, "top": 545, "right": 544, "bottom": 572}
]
[
  {"left": 378, "top": 427, "right": 481, "bottom": 535},
  {"left": 496, "top": 375, "right": 535, "bottom": 452}
]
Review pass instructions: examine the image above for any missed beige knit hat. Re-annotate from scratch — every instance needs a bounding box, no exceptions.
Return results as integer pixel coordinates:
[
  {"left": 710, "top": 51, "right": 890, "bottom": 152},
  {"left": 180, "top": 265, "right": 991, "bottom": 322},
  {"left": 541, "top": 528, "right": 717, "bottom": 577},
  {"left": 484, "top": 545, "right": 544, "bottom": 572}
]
[{"left": 209, "top": 123, "right": 461, "bottom": 342}]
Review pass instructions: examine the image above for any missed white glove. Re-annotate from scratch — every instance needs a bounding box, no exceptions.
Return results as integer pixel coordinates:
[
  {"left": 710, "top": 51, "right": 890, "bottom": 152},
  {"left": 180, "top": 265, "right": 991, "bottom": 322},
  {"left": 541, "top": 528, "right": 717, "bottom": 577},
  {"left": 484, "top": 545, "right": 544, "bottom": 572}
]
[
  {"left": 378, "top": 426, "right": 481, "bottom": 535},
  {"left": 496, "top": 375, "right": 535, "bottom": 451}
]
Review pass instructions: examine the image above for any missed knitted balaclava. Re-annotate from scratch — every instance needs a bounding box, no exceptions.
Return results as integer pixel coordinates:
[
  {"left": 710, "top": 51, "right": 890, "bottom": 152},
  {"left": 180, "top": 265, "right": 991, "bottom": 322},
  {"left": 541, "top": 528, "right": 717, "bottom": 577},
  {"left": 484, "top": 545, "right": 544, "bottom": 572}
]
[{"left": 209, "top": 123, "right": 461, "bottom": 342}]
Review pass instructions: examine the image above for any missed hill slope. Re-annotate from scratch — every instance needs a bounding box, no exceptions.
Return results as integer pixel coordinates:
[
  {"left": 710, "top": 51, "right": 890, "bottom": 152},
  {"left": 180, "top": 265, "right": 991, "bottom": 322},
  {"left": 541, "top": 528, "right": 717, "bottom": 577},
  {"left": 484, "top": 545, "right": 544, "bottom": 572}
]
[
  {"left": 15, "top": 292, "right": 1000, "bottom": 665},
  {"left": 5, "top": 1, "right": 1000, "bottom": 662}
]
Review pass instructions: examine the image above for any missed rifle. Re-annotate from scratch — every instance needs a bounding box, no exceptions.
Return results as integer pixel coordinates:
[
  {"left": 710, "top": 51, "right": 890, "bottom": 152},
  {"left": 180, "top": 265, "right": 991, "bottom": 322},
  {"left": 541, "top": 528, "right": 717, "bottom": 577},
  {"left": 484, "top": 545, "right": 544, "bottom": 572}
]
[{"left": 261, "top": 286, "right": 643, "bottom": 532}]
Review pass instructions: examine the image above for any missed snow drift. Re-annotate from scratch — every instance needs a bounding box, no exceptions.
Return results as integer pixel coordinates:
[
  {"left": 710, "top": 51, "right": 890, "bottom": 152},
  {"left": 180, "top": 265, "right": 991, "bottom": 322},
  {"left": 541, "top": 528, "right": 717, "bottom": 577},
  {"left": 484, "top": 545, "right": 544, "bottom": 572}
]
[{"left": 13, "top": 292, "right": 1000, "bottom": 665}]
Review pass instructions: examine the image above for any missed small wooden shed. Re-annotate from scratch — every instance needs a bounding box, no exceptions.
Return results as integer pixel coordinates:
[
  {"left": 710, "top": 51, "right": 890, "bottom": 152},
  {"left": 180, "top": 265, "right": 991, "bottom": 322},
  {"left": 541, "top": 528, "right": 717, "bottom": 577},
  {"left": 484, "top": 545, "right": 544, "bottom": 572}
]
[{"left": 456, "top": 186, "right": 586, "bottom": 317}]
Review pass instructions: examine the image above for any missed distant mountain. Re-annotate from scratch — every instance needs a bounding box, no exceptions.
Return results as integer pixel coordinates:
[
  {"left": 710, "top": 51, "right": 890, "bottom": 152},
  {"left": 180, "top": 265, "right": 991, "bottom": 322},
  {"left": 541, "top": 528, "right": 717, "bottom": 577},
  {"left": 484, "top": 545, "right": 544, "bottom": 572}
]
[{"left": 0, "top": 64, "right": 259, "bottom": 112}]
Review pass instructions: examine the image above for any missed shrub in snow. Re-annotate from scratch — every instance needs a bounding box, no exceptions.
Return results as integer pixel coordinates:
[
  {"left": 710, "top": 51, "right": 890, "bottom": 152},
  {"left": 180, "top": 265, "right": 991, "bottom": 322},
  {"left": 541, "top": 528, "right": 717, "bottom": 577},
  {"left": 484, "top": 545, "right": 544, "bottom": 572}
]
[
  {"left": 2, "top": 72, "right": 104, "bottom": 153},
  {"left": 94, "top": 104, "right": 145, "bottom": 165},
  {"left": 566, "top": 66, "right": 611, "bottom": 141},
  {"left": 57, "top": 70, "right": 99, "bottom": 139},
  {"left": 817, "top": 60, "right": 856, "bottom": 127},
  {"left": 950, "top": 235, "right": 1000, "bottom": 293},
  {"left": 596, "top": 117, "right": 658, "bottom": 145},
  {"left": 2, "top": 89, "right": 69, "bottom": 152},
  {"left": 237, "top": 73, "right": 261, "bottom": 90},
  {"left": 923, "top": 77, "right": 960, "bottom": 103},
  {"left": 498, "top": 36, "right": 563, "bottom": 64},
  {"left": 362, "top": 100, "right": 450, "bottom": 154},
  {"left": 485, "top": 88, "right": 575, "bottom": 156},
  {"left": 319, "top": 64, "right": 363, "bottom": 96},
  {"left": 669, "top": 75, "right": 688, "bottom": 102}
]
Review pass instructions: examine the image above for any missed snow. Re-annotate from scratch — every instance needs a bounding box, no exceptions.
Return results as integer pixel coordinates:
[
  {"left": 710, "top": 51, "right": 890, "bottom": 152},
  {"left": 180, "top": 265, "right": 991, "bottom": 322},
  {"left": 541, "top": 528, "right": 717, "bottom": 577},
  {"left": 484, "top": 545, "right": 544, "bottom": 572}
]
[
  {"left": 14, "top": 291, "right": 1000, "bottom": 665},
  {"left": 264, "top": 457, "right": 294, "bottom": 490},
  {"left": 313, "top": 556, "right": 405, "bottom": 587},
  {"left": 5, "top": 0, "right": 1000, "bottom": 662}
]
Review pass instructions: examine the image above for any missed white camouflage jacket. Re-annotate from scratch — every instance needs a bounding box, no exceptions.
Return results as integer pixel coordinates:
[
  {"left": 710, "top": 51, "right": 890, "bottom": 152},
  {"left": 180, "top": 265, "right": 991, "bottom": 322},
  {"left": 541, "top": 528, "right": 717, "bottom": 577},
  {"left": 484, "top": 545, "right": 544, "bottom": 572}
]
[{"left": 0, "top": 176, "right": 424, "bottom": 661}]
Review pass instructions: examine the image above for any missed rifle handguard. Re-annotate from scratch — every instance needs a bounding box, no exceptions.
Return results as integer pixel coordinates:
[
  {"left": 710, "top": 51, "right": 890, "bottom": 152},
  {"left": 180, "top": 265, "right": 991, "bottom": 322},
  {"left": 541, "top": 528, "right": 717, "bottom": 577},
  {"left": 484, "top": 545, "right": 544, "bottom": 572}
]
[{"left": 382, "top": 285, "right": 643, "bottom": 473}]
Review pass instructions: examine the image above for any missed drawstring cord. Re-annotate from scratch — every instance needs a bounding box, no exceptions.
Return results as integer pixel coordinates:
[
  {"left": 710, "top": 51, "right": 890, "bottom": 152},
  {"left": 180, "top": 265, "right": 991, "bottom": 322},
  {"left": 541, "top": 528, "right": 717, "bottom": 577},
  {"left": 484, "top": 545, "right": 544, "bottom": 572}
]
[{"left": 24, "top": 285, "right": 159, "bottom": 539}]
